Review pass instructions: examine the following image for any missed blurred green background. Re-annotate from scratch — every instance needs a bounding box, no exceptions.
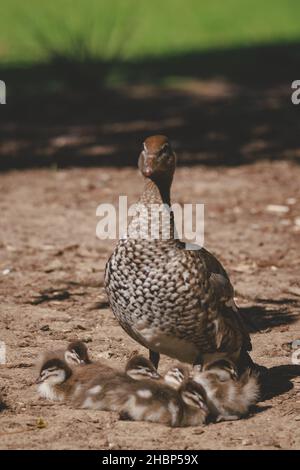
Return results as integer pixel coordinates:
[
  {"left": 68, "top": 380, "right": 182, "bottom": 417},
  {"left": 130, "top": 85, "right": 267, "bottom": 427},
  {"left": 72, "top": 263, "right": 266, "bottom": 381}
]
[
  {"left": 1, "top": 0, "right": 299, "bottom": 170},
  {"left": 1, "top": 0, "right": 300, "bottom": 65}
]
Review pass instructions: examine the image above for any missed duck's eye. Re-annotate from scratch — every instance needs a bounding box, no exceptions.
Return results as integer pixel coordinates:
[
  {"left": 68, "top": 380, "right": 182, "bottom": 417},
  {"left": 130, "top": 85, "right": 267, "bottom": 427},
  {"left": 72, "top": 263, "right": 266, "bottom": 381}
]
[{"left": 159, "top": 143, "right": 169, "bottom": 156}]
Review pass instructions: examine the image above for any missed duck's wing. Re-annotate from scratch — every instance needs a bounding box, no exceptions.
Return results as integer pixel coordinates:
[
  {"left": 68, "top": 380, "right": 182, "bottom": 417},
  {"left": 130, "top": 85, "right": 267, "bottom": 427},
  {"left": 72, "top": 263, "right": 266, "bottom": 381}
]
[
  {"left": 199, "top": 247, "right": 252, "bottom": 352},
  {"left": 199, "top": 247, "right": 233, "bottom": 302}
]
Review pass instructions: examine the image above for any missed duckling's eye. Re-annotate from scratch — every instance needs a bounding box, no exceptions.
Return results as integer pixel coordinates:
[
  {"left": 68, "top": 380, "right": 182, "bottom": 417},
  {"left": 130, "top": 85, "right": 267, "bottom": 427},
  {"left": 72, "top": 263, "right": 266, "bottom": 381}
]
[{"left": 71, "top": 350, "right": 80, "bottom": 360}]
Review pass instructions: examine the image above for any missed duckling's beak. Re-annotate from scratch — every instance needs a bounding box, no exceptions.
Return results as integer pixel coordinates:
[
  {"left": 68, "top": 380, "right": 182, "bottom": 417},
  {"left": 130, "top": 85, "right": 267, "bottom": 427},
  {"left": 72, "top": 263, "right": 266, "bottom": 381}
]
[
  {"left": 35, "top": 376, "right": 43, "bottom": 384},
  {"left": 150, "top": 371, "right": 160, "bottom": 379}
]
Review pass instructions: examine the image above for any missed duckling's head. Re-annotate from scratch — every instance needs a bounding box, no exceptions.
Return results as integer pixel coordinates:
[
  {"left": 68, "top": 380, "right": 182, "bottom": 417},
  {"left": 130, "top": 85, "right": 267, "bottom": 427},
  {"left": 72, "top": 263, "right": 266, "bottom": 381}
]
[
  {"left": 65, "top": 341, "right": 91, "bottom": 366},
  {"left": 36, "top": 358, "right": 72, "bottom": 386},
  {"left": 125, "top": 355, "right": 160, "bottom": 380},
  {"left": 180, "top": 379, "right": 208, "bottom": 413},
  {"left": 204, "top": 359, "right": 238, "bottom": 381},
  {"left": 138, "top": 135, "right": 176, "bottom": 184},
  {"left": 164, "top": 364, "right": 190, "bottom": 390}
]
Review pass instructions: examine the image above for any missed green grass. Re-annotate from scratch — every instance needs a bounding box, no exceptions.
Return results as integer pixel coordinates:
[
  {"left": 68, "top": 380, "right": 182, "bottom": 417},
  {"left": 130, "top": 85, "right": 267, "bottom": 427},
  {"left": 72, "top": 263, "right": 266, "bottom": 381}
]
[{"left": 1, "top": 0, "right": 300, "bottom": 64}]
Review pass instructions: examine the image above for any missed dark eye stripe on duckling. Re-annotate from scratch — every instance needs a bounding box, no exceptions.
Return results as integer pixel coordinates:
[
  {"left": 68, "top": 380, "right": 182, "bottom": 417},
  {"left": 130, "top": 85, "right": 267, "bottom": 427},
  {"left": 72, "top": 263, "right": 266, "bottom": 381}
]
[
  {"left": 43, "top": 367, "right": 58, "bottom": 373},
  {"left": 183, "top": 391, "right": 204, "bottom": 408}
]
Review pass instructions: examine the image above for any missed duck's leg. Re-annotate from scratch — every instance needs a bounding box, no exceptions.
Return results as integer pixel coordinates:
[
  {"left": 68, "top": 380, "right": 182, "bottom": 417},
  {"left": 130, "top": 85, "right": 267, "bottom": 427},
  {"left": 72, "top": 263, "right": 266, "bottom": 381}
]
[{"left": 149, "top": 350, "right": 160, "bottom": 369}]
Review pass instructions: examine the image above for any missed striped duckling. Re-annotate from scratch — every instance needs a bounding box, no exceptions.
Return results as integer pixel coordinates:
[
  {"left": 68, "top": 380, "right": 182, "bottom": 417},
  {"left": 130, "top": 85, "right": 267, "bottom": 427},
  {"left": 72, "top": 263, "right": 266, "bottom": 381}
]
[
  {"left": 192, "top": 359, "right": 260, "bottom": 422},
  {"left": 36, "top": 351, "right": 114, "bottom": 402},
  {"left": 105, "top": 135, "right": 255, "bottom": 374},
  {"left": 125, "top": 354, "right": 161, "bottom": 381},
  {"left": 164, "top": 363, "right": 190, "bottom": 390},
  {"left": 39, "top": 341, "right": 91, "bottom": 369}
]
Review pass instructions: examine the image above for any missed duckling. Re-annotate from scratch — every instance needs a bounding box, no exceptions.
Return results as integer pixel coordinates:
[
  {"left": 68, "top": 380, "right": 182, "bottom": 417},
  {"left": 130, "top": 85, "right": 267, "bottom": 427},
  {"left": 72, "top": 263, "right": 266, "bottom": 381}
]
[
  {"left": 40, "top": 341, "right": 91, "bottom": 369},
  {"left": 163, "top": 364, "right": 190, "bottom": 390},
  {"left": 193, "top": 359, "right": 260, "bottom": 422},
  {"left": 64, "top": 340, "right": 91, "bottom": 365},
  {"left": 125, "top": 354, "right": 161, "bottom": 380},
  {"left": 36, "top": 354, "right": 114, "bottom": 402},
  {"left": 105, "top": 135, "right": 255, "bottom": 373},
  {"left": 36, "top": 357, "right": 73, "bottom": 401},
  {"left": 120, "top": 376, "right": 208, "bottom": 427},
  {"left": 179, "top": 379, "right": 209, "bottom": 426}
]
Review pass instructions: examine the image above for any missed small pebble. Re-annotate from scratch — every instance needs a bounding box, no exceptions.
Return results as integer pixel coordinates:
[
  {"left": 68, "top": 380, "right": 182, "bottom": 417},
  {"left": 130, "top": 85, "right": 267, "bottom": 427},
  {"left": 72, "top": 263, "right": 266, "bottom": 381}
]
[
  {"left": 2, "top": 268, "right": 11, "bottom": 275},
  {"left": 266, "top": 204, "right": 289, "bottom": 214}
]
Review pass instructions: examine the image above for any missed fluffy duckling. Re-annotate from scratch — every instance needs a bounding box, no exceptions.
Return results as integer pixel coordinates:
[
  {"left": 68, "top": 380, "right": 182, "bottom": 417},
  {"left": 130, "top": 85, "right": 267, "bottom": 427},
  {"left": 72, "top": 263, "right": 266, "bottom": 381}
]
[
  {"left": 125, "top": 354, "right": 161, "bottom": 381},
  {"left": 179, "top": 379, "right": 209, "bottom": 426},
  {"left": 36, "top": 358, "right": 73, "bottom": 401},
  {"left": 163, "top": 365, "right": 209, "bottom": 425},
  {"left": 164, "top": 364, "right": 190, "bottom": 390},
  {"left": 193, "top": 359, "right": 260, "bottom": 422},
  {"left": 36, "top": 354, "right": 114, "bottom": 402},
  {"left": 121, "top": 378, "right": 208, "bottom": 427},
  {"left": 40, "top": 341, "right": 91, "bottom": 369},
  {"left": 64, "top": 341, "right": 91, "bottom": 365}
]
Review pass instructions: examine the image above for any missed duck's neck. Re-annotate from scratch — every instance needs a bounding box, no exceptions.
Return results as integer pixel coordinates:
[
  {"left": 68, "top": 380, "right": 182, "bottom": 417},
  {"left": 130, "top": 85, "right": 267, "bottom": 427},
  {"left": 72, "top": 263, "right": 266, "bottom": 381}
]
[
  {"left": 128, "top": 176, "right": 175, "bottom": 241},
  {"left": 140, "top": 178, "right": 171, "bottom": 206}
]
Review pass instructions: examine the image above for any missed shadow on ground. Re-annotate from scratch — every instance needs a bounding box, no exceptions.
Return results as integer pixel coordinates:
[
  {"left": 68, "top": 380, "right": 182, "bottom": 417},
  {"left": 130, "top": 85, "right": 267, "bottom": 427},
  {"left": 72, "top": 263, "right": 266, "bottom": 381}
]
[
  {"left": 1, "top": 41, "right": 300, "bottom": 171},
  {"left": 261, "top": 364, "right": 300, "bottom": 401},
  {"left": 240, "top": 303, "right": 299, "bottom": 333}
]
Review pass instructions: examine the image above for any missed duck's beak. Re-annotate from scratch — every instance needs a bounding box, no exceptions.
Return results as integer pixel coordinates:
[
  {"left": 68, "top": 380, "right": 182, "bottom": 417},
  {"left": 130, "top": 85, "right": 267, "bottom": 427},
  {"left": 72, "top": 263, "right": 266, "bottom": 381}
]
[
  {"left": 142, "top": 153, "right": 156, "bottom": 178},
  {"left": 35, "top": 376, "right": 43, "bottom": 384}
]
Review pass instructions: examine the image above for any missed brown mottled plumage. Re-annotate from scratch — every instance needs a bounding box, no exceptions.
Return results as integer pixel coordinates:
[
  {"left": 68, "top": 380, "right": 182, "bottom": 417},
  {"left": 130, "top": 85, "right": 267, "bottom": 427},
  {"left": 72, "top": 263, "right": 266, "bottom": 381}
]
[{"left": 105, "top": 135, "right": 253, "bottom": 372}]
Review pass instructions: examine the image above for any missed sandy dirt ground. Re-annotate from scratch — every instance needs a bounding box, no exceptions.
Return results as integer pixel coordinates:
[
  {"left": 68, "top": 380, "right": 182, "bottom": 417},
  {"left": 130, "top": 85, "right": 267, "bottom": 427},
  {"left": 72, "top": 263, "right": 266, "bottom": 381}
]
[{"left": 0, "top": 161, "right": 300, "bottom": 449}]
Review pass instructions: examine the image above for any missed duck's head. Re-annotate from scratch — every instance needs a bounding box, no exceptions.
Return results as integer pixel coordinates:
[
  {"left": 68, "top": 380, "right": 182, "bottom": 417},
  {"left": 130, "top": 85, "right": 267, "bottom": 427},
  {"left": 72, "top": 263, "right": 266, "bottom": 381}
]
[
  {"left": 138, "top": 135, "right": 176, "bottom": 184},
  {"left": 125, "top": 354, "right": 160, "bottom": 380},
  {"left": 36, "top": 358, "right": 72, "bottom": 385},
  {"left": 65, "top": 341, "right": 91, "bottom": 366}
]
